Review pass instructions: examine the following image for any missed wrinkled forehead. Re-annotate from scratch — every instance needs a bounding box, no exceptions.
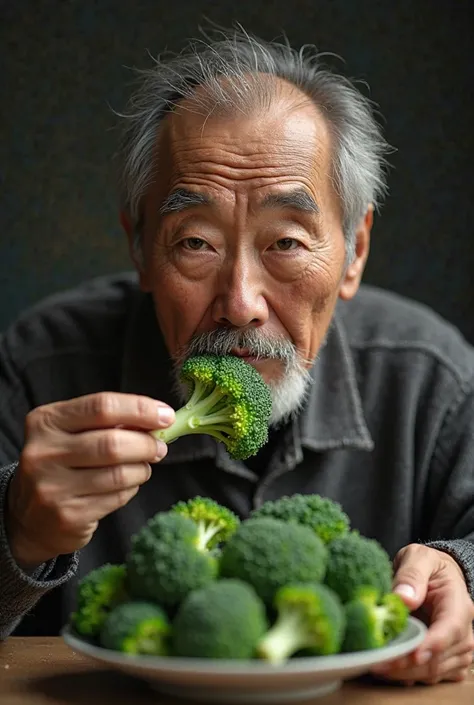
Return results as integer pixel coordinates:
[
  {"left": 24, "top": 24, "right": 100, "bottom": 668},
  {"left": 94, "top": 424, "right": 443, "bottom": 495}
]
[{"left": 157, "top": 82, "right": 333, "bottom": 188}]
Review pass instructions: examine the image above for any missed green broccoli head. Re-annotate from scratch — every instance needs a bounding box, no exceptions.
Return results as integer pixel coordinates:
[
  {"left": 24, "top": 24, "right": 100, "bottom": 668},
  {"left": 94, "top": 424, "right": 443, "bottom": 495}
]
[
  {"left": 99, "top": 601, "right": 170, "bottom": 655},
  {"left": 151, "top": 354, "right": 272, "bottom": 460},
  {"left": 251, "top": 494, "right": 350, "bottom": 544},
  {"left": 220, "top": 517, "right": 328, "bottom": 605},
  {"left": 71, "top": 563, "right": 127, "bottom": 638},
  {"left": 172, "top": 579, "right": 268, "bottom": 659},
  {"left": 342, "top": 586, "right": 409, "bottom": 652},
  {"left": 126, "top": 512, "right": 218, "bottom": 608},
  {"left": 171, "top": 496, "right": 240, "bottom": 550},
  {"left": 324, "top": 532, "right": 393, "bottom": 604},
  {"left": 257, "top": 583, "right": 346, "bottom": 664}
]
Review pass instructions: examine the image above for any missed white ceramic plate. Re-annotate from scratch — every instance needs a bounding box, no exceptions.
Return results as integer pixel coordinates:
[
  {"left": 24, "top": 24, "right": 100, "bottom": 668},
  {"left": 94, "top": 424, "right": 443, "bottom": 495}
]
[{"left": 62, "top": 617, "right": 426, "bottom": 703}]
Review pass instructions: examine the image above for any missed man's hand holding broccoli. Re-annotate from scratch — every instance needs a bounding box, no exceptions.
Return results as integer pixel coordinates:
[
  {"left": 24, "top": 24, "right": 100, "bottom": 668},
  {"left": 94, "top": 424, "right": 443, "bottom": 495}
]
[
  {"left": 371, "top": 544, "right": 474, "bottom": 685},
  {"left": 6, "top": 354, "right": 272, "bottom": 570},
  {"left": 6, "top": 392, "right": 175, "bottom": 568}
]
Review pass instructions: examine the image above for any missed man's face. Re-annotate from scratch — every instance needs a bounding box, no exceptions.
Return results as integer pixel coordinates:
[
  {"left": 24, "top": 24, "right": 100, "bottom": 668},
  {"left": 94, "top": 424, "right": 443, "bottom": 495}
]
[{"left": 129, "top": 86, "right": 368, "bottom": 412}]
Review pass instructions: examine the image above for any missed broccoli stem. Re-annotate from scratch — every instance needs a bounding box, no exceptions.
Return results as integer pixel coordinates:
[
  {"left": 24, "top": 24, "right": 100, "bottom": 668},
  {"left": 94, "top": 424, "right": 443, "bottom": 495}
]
[
  {"left": 195, "top": 522, "right": 222, "bottom": 552},
  {"left": 152, "top": 382, "right": 234, "bottom": 444},
  {"left": 373, "top": 604, "right": 391, "bottom": 640},
  {"left": 257, "top": 610, "right": 307, "bottom": 664}
]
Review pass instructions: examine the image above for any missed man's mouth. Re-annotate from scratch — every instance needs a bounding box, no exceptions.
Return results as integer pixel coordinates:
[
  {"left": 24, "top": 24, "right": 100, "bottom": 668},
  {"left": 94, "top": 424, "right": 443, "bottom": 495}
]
[{"left": 230, "top": 347, "right": 263, "bottom": 363}]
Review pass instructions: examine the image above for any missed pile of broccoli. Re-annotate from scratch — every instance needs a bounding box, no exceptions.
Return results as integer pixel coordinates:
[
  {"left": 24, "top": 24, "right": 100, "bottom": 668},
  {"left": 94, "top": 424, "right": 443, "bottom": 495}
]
[
  {"left": 70, "top": 493, "right": 409, "bottom": 663},
  {"left": 150, "top": 354, "right": 273, "bottom": 460}
]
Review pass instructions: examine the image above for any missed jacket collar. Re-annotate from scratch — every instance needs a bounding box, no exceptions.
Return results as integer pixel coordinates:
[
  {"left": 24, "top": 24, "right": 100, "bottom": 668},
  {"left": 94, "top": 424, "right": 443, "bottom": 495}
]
[{"left": 119, "top": 287, "right": 373, "bottom": 469}]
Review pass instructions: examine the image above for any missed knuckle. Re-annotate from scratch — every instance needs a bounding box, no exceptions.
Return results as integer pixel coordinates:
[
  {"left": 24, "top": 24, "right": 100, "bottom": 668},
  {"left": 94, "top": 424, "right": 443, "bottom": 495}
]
[
  {"left": 110, "top": 464, "right": 126, "bottom": 490},
  {"left": 460, "top": 652, "right": 474, "bottom": 668},
  {"left": 99, "top": 431, "right": 123, "bottom": 463},
  {"left": 26, "top": 405, "right": 55, "bottom": 433},
  {"left": 393, "top": 543, "right": 425, "bottom": 569},
  {"left": 21, "top": 439, "right": 65, "bottom": 471},
  {"left": 90, "top": 392, "right": 118, "bottom": 422},
  {"left": 24, "top": 409, "right": 39, "bottom": 436},
  {"left": 20, "top": 444, "right": 39, "bottom": 472},
  {"left": 20, "top": 443, "right": 48, "bottom": 472},
  {"left": 34, "top": 482, "right": 59, "bottom": 509},
  {"left": 56, "top": 507, "right": 79, "bottom": 534},
  {"left": 136, "top": 396, "right": 152, "bottom": 418},
  {"left": 116, "top": 487, "right": 138, "bottom": 509}
]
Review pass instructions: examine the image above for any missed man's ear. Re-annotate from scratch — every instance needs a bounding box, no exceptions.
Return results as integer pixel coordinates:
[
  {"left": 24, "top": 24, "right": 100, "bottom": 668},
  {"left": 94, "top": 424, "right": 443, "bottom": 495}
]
[{"left": 339, "top": 205, "right": 373, "bottom": 301}]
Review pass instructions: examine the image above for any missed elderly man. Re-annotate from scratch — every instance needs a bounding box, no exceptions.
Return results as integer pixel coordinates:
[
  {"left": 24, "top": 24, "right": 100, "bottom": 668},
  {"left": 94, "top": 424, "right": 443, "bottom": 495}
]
[{"left": 0, "top": 29, "right": 473, "bottom": 684}]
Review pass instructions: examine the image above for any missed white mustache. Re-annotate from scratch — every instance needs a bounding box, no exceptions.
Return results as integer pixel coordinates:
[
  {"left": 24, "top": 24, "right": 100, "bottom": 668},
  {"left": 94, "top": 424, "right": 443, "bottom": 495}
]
[{"left": 181, "top": 328, "right": 297, "bottom": 364}]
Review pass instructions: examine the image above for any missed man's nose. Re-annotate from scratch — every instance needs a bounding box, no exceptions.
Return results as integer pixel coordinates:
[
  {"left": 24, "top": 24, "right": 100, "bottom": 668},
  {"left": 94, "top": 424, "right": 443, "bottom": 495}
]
[{"left": 211, "top": 259, "right": 269, "bottom": 328}]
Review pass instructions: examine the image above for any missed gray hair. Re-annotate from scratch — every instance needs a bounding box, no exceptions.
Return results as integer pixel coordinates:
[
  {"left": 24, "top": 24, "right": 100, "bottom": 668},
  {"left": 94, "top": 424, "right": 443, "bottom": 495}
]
[{"left": 117, "top": 27, "right": 392, "bottom": 262}]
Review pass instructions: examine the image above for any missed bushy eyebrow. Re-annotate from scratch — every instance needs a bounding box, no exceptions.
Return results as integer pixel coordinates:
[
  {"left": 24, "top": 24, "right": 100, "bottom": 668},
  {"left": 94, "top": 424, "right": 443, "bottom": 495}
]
[
  {"left": 159, "top": 186, "right": 319, "bottom": 218},
  {"left": 261, "top": 189, "right": 319, "bottom": 214},
  {"left": 160, "top": 188, "right": 211, "bottom": 215}
]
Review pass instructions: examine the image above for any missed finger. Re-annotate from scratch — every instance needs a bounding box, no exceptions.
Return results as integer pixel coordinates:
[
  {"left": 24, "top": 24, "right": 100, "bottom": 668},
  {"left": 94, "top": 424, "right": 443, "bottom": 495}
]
[
  {"left": 74, "top": 463, "right": 152, "bottom": 496},
  {"left": 373, "top": 643, "right": 474, "bottom": 683},
  {"left": 373, "top": 629, "right": 474, "bottom": 675},
  {"left": 415, "top": 593, "right": 472, "bottom": 657},
  {"left": 77, "top": 486, "right": 141, "bottom": 522},
  {"left": 416, "top": 650, "right": 473, "bottom": 685},
  {"left": 392, "top": 545, "right": 436, "bottom": 609},
  {"left": 65, "top": 428, "right": 167, "bottom": 467},
  {"left": 30, "top": 393, "right": 175, "bottom": 433},
  {"left": 439, "top": 666, "right": 471, "bottom": 683}
]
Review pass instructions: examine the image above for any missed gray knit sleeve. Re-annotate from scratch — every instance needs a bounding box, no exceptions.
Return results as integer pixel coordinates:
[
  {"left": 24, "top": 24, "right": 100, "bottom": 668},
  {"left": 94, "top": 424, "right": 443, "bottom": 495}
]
[
  {"left": 0, "top": 462, "right": 78, "bottom": 641},
  {"left": 425, "top": 539, "right": 474, "bottom": 600}
]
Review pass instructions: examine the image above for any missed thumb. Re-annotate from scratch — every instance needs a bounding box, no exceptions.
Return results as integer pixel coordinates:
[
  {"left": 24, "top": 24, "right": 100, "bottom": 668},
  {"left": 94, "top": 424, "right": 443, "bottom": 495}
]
[{"left": 392, "top": 547, "right": 434, "bottom": 610}]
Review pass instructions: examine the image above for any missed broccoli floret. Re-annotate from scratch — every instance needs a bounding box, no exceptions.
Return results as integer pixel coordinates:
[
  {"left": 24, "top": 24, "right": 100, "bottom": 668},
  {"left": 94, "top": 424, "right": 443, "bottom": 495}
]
[
  {"left": 126, "top": 512, "right": 218, "bottom": 608},
  {"left": 100, "top": 601, "right": 170, "bottom": 655},
  {"left": 257, "top": 583, "right": 346, "bottom": 664},
  {"left": 151, "top": 354, "right": 272, "bottom": 460},
  {"left": 325, "top": 532, "right": 393, "bottom": 603},
  {"left": 71, "top": 563, "right": 127, "bottom": 638},
  {"left": 251, "top": 494, "right": 350, "bottom": 544},
  {"left": 171, "top": 496, "right": 240, "bottom": 551},
  {"left": 220, "top": 518, "right": 328, "bottom": 605},
  {"left": 172, "top": 579, "right": 268, "bottom": 659},
  {"left": 342, "top": 586, "right": 409, "bottom": 652}
]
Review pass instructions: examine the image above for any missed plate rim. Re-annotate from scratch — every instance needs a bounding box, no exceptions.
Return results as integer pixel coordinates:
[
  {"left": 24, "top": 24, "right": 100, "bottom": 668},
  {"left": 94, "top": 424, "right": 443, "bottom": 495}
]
[{"left": 62, "top": 616, "right": 427, "bottom": 676}]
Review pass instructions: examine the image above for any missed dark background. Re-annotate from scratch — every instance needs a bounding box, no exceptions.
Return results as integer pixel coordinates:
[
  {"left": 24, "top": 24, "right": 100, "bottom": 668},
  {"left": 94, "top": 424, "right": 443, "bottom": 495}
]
[{"left": 1, "top": 1, "right": 473, "bottom": 340}]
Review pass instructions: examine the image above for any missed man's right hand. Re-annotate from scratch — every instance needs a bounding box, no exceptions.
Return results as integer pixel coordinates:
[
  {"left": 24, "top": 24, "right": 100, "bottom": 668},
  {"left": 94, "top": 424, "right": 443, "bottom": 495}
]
[{"left": 5, "top": 392, "right": 175, "bottom": 568}]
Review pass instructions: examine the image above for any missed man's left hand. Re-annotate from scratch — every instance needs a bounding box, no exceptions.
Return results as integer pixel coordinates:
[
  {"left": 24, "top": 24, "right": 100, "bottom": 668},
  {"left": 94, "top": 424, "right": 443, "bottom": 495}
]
[{"left": 370, "top": 544, "right": 474, "bottom": 685}]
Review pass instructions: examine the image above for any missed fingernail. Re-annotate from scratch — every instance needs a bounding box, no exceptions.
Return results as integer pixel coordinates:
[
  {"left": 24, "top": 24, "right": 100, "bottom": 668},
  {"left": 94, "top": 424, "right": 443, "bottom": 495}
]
[
  {"left": 416, "top": 650, "right": 432, "bottom": 665},
  {"left": 158, "top": 406, "right": 175, "bottom": 426},
  {"left": 155, "top": 440, "right": 168, "bottom": 460},
  {"left": 394, "top": 584, "right": 417, "bottom": 600}
]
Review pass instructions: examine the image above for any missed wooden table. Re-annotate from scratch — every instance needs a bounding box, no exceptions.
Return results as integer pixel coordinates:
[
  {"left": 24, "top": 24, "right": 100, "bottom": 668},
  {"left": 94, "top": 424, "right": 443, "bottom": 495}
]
[{"left": 1, "top": 638, "right": 473, "bottom": 705}]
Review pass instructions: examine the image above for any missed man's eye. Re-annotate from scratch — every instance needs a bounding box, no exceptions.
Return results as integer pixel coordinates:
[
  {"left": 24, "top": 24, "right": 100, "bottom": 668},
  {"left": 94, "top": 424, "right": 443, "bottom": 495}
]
[
  {"left": 273, "top": 238, "right": 299, "bottom": 251},
  {"left": 181, "top": 237, "right": 208, "bottom": 251}
]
